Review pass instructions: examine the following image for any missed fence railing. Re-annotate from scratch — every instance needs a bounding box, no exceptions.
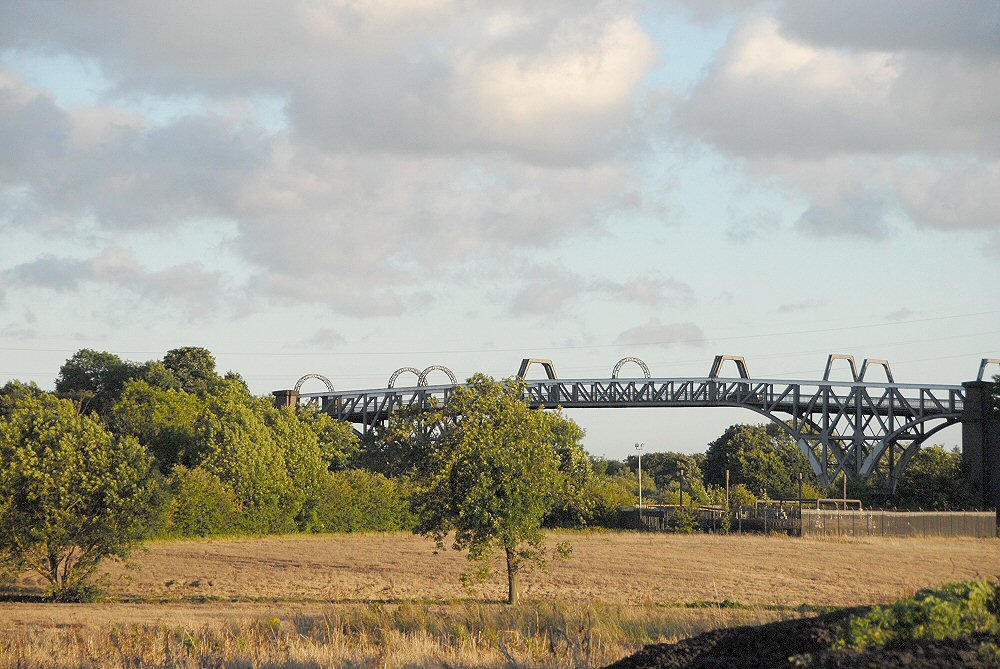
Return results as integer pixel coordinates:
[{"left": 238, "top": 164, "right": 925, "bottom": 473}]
[{"left": 619, "top": 506, "right": 997, "bottom": 538}]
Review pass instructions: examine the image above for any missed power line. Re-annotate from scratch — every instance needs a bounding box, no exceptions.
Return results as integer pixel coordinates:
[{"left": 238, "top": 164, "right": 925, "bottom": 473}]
[{"left": 0, "top": 309, "right": 996, "bottom": 357}]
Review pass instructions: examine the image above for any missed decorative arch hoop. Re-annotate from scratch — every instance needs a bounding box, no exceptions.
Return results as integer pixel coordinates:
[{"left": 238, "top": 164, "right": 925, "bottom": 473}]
[
  {"left": 612, "top": 356, "right": 651, "bottom": 379},
  {"left": 294, "top": 373, "right": 334, "bottom": 393},
  {"left": 418, "top": 365, "right": 458, "bottom": 386},
  {"left": 388, "top": 367, "right": 422, "bottom": 388}
]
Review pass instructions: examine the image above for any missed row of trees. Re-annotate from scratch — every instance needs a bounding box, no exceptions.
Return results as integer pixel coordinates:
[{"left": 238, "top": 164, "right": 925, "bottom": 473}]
[{"left": 0, "top": 347, "right": 991, "bottom": 601}]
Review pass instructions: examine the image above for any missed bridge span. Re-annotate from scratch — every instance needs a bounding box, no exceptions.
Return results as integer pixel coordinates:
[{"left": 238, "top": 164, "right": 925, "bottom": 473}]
[{"left": 274, "top": 354, "right": 1000, "bottom": 505}]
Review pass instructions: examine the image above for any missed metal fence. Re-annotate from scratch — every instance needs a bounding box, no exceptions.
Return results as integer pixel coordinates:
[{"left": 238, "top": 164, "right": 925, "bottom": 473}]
[
  {"left": 619, "top": 506, "right": 997, "bottom": 538},
  {"left": 800, "top": 509, "right": 997, "bottom": 538}
]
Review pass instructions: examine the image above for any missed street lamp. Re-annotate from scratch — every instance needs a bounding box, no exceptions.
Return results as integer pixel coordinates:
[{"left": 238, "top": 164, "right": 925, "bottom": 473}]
[{"left": 634, "top": 442, "right": 645, "bottom": 509}]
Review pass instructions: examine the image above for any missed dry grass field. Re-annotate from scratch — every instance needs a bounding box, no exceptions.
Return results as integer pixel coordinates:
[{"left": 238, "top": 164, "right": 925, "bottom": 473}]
[{"left": 2, "top": 530, "right": 998, "bottom": 667}]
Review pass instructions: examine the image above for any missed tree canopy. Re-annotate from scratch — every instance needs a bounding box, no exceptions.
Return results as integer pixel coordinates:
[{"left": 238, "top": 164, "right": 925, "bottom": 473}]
[{"left": 702, "top": 423, "right": 817, "bottom": 499}]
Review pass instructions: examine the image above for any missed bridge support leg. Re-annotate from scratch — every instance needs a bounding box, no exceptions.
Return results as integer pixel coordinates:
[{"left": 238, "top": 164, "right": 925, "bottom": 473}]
[{"left": 962, "top": 381, "right": 1000, "bottom": 510}]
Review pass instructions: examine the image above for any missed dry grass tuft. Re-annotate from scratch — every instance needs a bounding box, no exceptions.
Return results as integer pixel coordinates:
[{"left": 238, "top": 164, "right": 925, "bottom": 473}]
[{"left": 0, "top": 601, "right": 791, "bottom": 668}]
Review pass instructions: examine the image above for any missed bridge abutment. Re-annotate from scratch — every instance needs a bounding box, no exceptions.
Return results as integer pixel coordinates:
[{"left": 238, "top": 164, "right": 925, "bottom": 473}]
[{"left": 962, "top": 381, "right": 1000, "bottom": 510}]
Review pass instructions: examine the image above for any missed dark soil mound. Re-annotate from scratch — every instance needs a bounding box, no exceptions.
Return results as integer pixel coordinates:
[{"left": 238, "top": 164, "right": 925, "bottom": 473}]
[{"left": 603, "top": 610, "right": 1000, "bottom": 669}]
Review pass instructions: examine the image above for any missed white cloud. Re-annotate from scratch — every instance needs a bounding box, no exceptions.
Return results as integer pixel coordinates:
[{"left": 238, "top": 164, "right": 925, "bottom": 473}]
[
  {"left": 2, "top": 248, "right": 222, "bottom": 314},
  {"left": 672, "top": 6, "right": 1000, "bottom": 242},
  {"left": 615, "top": 318, "right": 704, "bottom": 347},
  {"left": 0, "top": 2, "right": 661, "bottom": 314},
  {"left": 506, "top": 264, "right": 695, "bottom": 315}
]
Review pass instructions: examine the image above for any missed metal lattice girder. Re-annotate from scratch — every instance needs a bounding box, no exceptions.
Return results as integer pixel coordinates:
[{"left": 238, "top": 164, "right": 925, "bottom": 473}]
[{"left": 297, "top": 373, "right": 965, "bottom": 487}]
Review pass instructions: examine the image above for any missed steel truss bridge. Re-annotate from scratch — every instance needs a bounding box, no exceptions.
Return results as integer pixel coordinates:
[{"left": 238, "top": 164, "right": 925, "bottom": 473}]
[{"left": 276, "top": 355, "right": 1000, "bottom": 492}]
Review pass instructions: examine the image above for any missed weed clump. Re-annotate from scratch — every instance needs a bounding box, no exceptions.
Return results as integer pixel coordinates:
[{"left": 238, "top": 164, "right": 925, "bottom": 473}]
[{"left": 834, "top": 579, "right": 1000, "bottom": 650}]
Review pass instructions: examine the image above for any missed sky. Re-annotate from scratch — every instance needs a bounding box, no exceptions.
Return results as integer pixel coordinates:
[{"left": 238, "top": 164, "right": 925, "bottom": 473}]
[{"left": 1, "top": 1, "right": 998, "bottom": 458}]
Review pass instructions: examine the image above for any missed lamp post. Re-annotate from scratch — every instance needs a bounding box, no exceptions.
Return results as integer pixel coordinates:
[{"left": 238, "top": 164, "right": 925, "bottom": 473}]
[
  {"left": 635, "top": 443, "right": 644, "bottom": 531},
  {"left": 679, "top": 467, "right": 685, "bottom": 508},
  {"left": 634, "top": 443, "right": 644, "bottom": 509}
]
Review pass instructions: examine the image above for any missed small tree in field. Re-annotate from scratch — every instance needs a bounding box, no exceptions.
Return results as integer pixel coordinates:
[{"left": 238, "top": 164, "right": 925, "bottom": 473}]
[
  {"left": 0, "top": 394, "right": 157, "bottom": 600},
  {"left": 390, "top": 374, "right": 589, "bottom": 604}
]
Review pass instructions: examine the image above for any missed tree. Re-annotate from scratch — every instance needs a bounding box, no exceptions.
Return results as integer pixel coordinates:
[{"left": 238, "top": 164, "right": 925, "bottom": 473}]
[
  {"left": 55, "top": 349, "right": 140, "bottom": 416},
  {"left": 109, "top": 379, "right": 205, "bottom": 470},
  {"left": 0, "top": 380, "right": 43, "bottom": 420},
  {"left": 391, "top": 374, "right": 588, "bottom": 604},
  {"left": 625, "top": 450, "right": 703, "bottom": 504},
  {"left": 164, "top": 466, "right": 240, "bottom": 537},
  {"left": 0, "top": 394, "right": 157, "bottom": 600},
  {"left": 194, "top": 383, "right": 301, "bottom": 533},
  {"left": 894, "top": 445, "right": 975, "bottom": 510},
  {"left": 163, "top": 346, "right": 220, "bottom": 396},
  {"left": 297, "top": 406, "right": 361, "bottom": 471},
  {"left": 703, "top": 423, "right": 817, "bottom": 498}
]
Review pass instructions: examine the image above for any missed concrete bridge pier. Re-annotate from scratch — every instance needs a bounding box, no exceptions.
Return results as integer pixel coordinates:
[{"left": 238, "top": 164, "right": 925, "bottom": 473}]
[{"left": 962, "top": 381, "right": 1000, "bottom": 510}]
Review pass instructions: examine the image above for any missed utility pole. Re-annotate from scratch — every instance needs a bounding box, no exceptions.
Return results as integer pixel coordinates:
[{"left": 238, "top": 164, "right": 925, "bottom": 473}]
[{"left": 725, "top": 469, "right": 730, "bottom": 509}]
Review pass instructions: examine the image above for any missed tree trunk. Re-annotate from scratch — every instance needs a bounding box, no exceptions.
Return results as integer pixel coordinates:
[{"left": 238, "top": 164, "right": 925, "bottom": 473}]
[{"left": 505, "top": 544, "right": 518, "bottom": 605}]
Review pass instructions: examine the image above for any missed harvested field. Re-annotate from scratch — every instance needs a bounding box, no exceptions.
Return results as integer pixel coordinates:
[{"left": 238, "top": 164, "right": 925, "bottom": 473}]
[
  {"left": 7, "top": 531, "right": 998, "bottom": 610},
  {"left": 2, "top": 531, "right": 997, "bottom": 667}
]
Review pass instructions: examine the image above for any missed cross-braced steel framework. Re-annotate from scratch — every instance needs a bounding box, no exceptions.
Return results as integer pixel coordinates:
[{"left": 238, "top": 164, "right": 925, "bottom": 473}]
[{"left": 287, "top": 354, "right": 981, "bottom": 490}]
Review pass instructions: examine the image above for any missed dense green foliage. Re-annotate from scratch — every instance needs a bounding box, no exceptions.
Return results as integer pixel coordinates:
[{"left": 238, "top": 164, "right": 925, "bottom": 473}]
[
  {"left": 894, "top": 445, "right": 976, "bottom": 509},
  {"left": 668, "top": 506, "right": 700, "bottom": 533},
  {"left": 835, "top": 580, "right": 1000, "bottom": 650},
  {"left": 313, "top": 469, "right": 415, "bottom": 532},
  {"left": 0, "top": 394, "right": 157, "bottom": 600},
  {"left": 164, "top": 466, "right": 241, "bottom": 537},
  {"left": 703, "top": 423, "right": 819, "bottom": 499}
]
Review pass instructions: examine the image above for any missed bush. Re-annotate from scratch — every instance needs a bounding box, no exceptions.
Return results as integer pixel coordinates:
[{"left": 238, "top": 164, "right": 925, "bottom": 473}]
[
  {"left": 313, "top": 470, "right": 415, "bottom": 533},
  {"left": 165, "top": 466, "right": 241, "bottom": 537},
  {"left": 835, "top": 580, "right": 1000, "bottom": 650},
  {"left": 669, "top": 507, "right": 701, "bottom": 534}
]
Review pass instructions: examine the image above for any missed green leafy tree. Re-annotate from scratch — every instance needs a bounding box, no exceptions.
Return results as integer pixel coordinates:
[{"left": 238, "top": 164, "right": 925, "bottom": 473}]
[
  {"left": 163, "top": 346, "right": 220, "bottom": 397},
  {"left": 195, "top": 383, "right": 299, "bottom": 533},
  {"left": 390, "top": 374, "right": 588, "bottom": 604},
  {"left": 0, "top": 380, "right": 43, "bottom": 419},
  {"left": 0, "top": 394, "right": 157, "bottom": 600},
  {"left": 164, "top": 466, "right": 240, "bottom": 537},
  {"left": 297, "top": 406, "right": 361, "bottom": 471},
  {"left": 894, "top": 445, "right": 975, "bottom": 510},
  {"left": 313, "top": 469, "right": 416, "bottom": 533},
  {"left": 263, "top": 403, "right": 328, "bottom": 529},
  {"left": 703, "top": 423, "right": 817, "bottom": 498},
  {"left": 728, "top": 483, "right": 758, "bottom": 508},
  {"left": 55, "top": 349, "right": 140, "bottom": 416},
  {"left": 668, "top": 506, "right": 700, "bottom": 533},
  {"left": 109, "top": 380, "right": 205, "bottom": 470},
  {"left": 626, "top": 450, "right": 703, "bottom": 504}
]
